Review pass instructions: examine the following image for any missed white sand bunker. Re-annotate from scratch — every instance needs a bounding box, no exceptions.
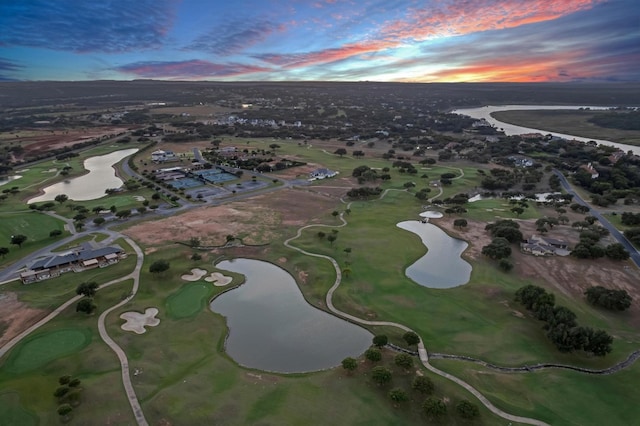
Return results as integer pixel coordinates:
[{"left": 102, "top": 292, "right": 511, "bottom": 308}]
[
  {"left": 420, "top": 211, "right": 444, "bottom": 219},
  {"left": 181, "top": 268, "right": 208, "bottom": 281},
  {"left": 204, "top": 272, "right": 233, "bottom": 286},
  {"left": 120, "top": 308, "right": 160, "bottom": 334},
  {"left": 133, "top": 195, "right": 146, "bottom": 201}
]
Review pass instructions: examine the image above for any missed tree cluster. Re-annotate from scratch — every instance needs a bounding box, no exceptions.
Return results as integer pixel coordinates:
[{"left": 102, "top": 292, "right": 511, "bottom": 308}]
[
  {"left": 515, "top": 285, "right": 613, "bottom": 356},
  {"left": 485, "top": 219, "right": 523, "bottom": 243},
  {"left": 621, "top": 212, "right": 640, "bottom": 226},
  {"left": 346, "top": 187, "right": 382, "bottom": 199},
  {"left": 585, "top": 286, "right": 632, "bottom": 311},
  {"left": 624, "top": 228, "right": 640, "bottom": 247}
]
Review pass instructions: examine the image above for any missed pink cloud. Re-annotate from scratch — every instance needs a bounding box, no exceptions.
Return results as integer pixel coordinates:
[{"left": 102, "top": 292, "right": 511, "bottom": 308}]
[{"left": 381, "top": 0, "right": 605, "bottom": 41}]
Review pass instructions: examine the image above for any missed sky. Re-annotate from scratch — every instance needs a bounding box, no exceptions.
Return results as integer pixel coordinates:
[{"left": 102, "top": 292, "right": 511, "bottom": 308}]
[{"left": 0, "top": 0, "right": 638, "bottom": 82}]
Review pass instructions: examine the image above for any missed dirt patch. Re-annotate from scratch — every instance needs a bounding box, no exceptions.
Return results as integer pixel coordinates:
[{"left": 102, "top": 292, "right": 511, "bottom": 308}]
[
  {"left": 298, "top": 270, "right": 309, "bottom": 284},
  {"left": 434, "top": 217, "right": 640, "bottom": 326},
  {"left": 124, "top": 189, "right": 340, "bottom": 247},
  {"left": 0, "top": 292, "right": 48, "bottom": 347}
]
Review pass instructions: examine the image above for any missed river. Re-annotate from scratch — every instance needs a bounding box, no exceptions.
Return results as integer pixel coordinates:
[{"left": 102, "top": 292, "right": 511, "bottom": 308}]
[{"left": 452, "top": 105, "right": 640, "bottom": 156}]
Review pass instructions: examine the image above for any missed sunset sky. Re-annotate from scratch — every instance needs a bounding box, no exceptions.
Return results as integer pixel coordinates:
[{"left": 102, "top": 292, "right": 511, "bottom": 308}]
[{"left": 1, "top": 0, "right": 638, "bottom": 82}]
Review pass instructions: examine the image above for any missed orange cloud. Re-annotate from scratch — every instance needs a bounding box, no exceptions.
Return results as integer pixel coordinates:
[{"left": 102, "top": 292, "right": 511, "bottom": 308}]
[
  {"left": 406, "top": 51, "right": 593, "bottom": 82},
  {"left": 255, "top": 40, "right": 397, "bottom": 68},
  {"left": 381, "top": 0, "right": 605, "bottom": 41}
]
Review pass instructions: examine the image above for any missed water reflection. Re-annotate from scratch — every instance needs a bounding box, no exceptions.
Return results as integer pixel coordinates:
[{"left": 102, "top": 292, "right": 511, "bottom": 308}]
[{"left": 210, "top": 258, "right": 372, "bottom": 373}]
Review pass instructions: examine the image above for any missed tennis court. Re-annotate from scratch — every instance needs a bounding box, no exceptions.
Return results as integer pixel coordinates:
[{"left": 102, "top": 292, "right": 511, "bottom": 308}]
[{"left": 169, "top": 177, "right": 203, "bottom": 189}]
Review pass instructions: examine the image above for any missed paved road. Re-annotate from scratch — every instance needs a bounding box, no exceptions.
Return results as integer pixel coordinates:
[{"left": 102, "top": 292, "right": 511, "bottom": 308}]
[{"left": 554, "top": 169, "right": 640, "bottom": 268}]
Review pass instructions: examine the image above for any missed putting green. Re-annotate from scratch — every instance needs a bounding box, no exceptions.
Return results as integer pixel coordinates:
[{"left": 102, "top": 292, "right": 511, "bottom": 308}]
[
  {"left": 3, "top": 328, "right": 91, "bottom": 374},
  {"left": 166, "top": 283, "right": 212, "bottom": 319},
  {"left": 0, "top": 392, "right": 37, "bottom": 426}
]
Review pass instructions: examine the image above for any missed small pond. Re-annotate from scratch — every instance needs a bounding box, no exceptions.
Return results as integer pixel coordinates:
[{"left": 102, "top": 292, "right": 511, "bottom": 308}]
[
  {"left": 210, "top": 258, "right": 372, "bottom": 373},
  {"left": 29, "top": 148, "right": 138, "bottom": 203},
  {"left": 397, "top": 221, "right": 472, "bottom": 288}
]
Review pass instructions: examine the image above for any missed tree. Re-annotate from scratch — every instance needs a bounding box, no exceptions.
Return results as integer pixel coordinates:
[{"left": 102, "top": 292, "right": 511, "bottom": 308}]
[
  {"left": 498, "top": 258, "right": 513, "bottom": 272},
  {"left": 372, "top": 334, "right": 388, "bottom": 348},
  {"left": 149, "top": 259, "right": 170, "bottom": 274},
  {"left": 0, "top": 247, "right": 9, "bottom": 258},
  {"left": 481, "top": 237, "right": 512, "bottom": 260},
  {"left": 189, "top": 237, "right": 201, "bottom": 247},
  {"left": 585, "top": 286, "right": 632, "bottom": 311},
  {"left": 342, "top": 357, "right": 358, "bottom": 374},
  {"left": 57, "top": 403, "right": 73, "bottom": 419},
  {"left": 389, "top": 388, "right": 409, "bottom": 405},
  {"left": 76, "top": 282, "right": 98, "bottom": 298},
  {"left": 59, "top": 375, "right": 72, "bottom": 385},
  {"left": 191, "top": 253, "right": 202, "bottom": 261},
  {"left": 394, "top": 353, "right": 414, "bottom": 371},
  {"left": 371, "top": 366, "right": 392, "bottom": 386},
  {"left": 412, "top": 376, "right": 434, "bottom": 395},
  {"left": 55, "top": 194, "right": 69, "bottom": 204},
  {"left": 53, "top": 386, "right": 70, "bottom": 398},
  {"left": 423, "top": 397, "right": 447, "bottom": 418},
  {"left": 317, "top": 231, "right": 326, "bottom": 239},
  {"left": 75, "top": 221, "right": 85, "bottom": 231},
  {"left": 269, "top": 143, "right": 280, "bottom": 153},
  {"left": 453, "top": 218, "right": 467, "bottom": 229},
  {"left": 76, "top": 299, "right": 96, "bottom": 314},
  {"left": 68, "top": 378, "right": 81, "bottom": 388},
  {"left": 327, "top": 234, "right": 337, "bottom": 245},
  {"left": 456, "top": 400, "right": 479, "bottom": 419},
  {"left": 403, "top": 331, "right": 420, "bottom": 347},
  {"left": 332, "top": 210, "right": 340, "bottom": 218},
  {"left": 605, "top": 243, "right": 629, "bottom": 260},
  {"left": 93, "top": 217, "right": 105, "bottom": 226},
  {"left": 10, "top": 234, "right": 27, "bottom": 248},
  {"left": 365, "top": 347, "right": 382, "bottom": 362},
  {"left": 334, "top": 148, "right": 347, "bottom": 157}
]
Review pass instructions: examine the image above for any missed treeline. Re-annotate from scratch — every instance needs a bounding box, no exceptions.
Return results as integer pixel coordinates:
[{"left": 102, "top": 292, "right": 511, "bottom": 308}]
[
  {"left": 346, "top": 187, "right": 383, "bottom": 199},
  {"left": 585, "top": 286, "right": 632, "bottom": 311},
  {"left": 621, "top": 212, "right": 640, "bottom": 226},
  {"left": 624, "top": 228, "right": 640, "bottom": 246},
  {"left": 588, "top": 110, "right": 640, "bottom": 130},
  {"left": 515, "top": 285, "right": 613, "bottom": 356}
]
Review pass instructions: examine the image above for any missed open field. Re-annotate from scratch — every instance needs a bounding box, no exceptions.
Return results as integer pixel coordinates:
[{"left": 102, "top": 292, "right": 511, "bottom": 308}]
[
  {"left": 1, "top": 94, "right": 640, "bottom": 425},
  {"left": 0, "top": 211, "right": 69, "bottom": 267},
  {"left": 492, "top": 110, "right": 640, "bottom": 146}
]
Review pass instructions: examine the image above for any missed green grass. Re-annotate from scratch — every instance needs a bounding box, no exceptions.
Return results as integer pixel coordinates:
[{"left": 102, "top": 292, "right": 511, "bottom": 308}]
[
  {"left": 0, "top": 280, "right": 137, "bottom": 425},
  {"left": 3, "top": 328, "right": 92, "bottom": 374},
  {"left": 0, "top": 211, "right": 69, "bottom": 268},
  {"left": 465, "top": 198, "right": 541, "bottom": 221},
  {"left": 165, "top": 282, "right": 213, "bottom": 319},
  {"left": 0, "top": 392, "right": 38, "bottom": 426}
]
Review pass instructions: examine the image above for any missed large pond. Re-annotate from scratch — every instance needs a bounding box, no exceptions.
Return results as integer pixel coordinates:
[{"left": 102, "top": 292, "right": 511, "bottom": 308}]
[
  {"left": 453, "top": 105, "right": 640, "bottom": 156},
  {"left": 29, "top": 148, "right": 138, "bottom": 203},
  {"left": 210, "top": 258, "right": 372, "bottom": 373},
  {"left": 397, "top": 221, "right": 472, "bottom": 289}
]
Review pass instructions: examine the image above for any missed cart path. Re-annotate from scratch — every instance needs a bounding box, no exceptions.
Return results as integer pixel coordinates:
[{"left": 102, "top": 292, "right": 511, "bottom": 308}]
[{"left": 284, "top": 210, "right": 549, "bottom": 426}]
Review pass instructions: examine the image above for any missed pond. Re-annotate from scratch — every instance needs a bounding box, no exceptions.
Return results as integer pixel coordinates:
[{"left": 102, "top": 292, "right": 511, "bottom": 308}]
[
  {"left": 28, "top": 148, "right": 138, "bottom": 203},
  {"left": 209, "top": 258, "right": 372, "bottom": 373},
  {"left": 397, "top": 221, "right": 472, "bottom": 289}
]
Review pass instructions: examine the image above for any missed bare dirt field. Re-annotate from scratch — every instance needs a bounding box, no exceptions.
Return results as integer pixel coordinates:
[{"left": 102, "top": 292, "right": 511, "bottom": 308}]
[
  {"left": 2, "top": 127, "right": 131, "bottom": 161},
  {"left": 123, "top": 188, "right": 341, "bottom": 247},
  {"left": 436, "top": 217, "right": 640, "bottom": 326},
  {"left": 0, "top": 292, "right": 48, "bottom": 347}
]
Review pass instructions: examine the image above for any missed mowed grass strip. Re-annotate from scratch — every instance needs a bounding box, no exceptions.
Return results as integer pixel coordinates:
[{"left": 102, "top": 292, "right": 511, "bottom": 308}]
[
  {"left": 166, "top": 282, "right": 213, "bottom": 319},
  {"left": 3, "top": 328, "right": 92, "bottom": 374},
  {"left": 0, "top": 392, "right": 38, "bottom": 426}
]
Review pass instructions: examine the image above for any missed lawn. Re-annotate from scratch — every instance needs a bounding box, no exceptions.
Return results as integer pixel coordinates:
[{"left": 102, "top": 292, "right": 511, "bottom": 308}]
[
  {"left": 0, "top": 211, "right": 69, "bottom": 268},
  {"left": 104, "top": 246, "right": 508, "bottom": 425},
  {"left": 165, "top": 282, "right": 213, "bottom": 319},
  {"left": 0, "top": 280, "right": 136, "bottom": 425}
]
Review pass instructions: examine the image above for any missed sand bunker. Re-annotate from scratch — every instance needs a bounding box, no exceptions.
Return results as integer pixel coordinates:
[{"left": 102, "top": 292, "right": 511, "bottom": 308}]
[
  {"left": 120, "top": 308, "right": 160, "bottom": 334},
  {"left": 204, "top": 272, "right": 233, "bottom": 286},
  {"left": 420, "top": 211, "right": 444, "bottom": 219},
  {"left": 133, "top": 195, "right": 146, "bottom": 201},
  {"left": 181, "top": 268, "right": 208, "bottom": 281}
]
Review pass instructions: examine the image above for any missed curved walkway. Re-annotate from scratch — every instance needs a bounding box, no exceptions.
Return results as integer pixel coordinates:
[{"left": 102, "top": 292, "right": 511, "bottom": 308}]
[
  {"left": 430, "top": 350, "right": 640, "bottom": 375},
  {"left": 283, "top": 210, "right": 549, "bottom": 426},
  {"left": 96, "top": 236, "right": 148, "bottom": 426}
]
